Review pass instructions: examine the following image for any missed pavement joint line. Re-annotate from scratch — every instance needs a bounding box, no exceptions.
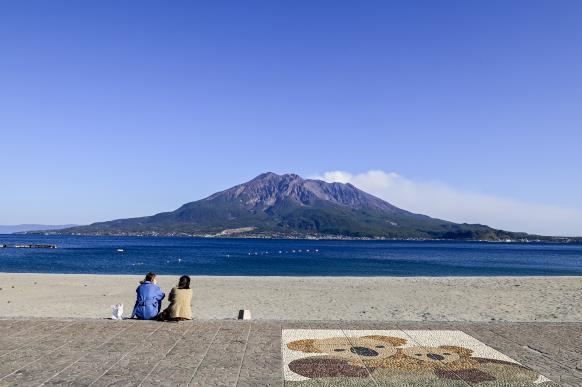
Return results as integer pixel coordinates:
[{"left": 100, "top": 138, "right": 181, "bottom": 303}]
[
  {"left": 38, "top": 320, "right": 137, "bottom": 386},
  {"left": 186, "top": 322, "right": 223, "bottom": 386},
  {"left": 0, "top": 319, "right": 40, "bottom": 338},
  {"left": 485, "top": 326, "right": 571, "bottom": 368},
  {"left": 0, "top": 320, "right": 80, "bottom": 359},
  {"left": 340, "top": 325, "right": 381, "bottom": 387},
  {"left": 538, "top": 325, "right": 582, "bottom": 355},
  {"left": 234, "top": 321, "right": 252, "bottom": 387},
  {"left": 278, "top": 323, "right": 285, "bottom": 387},
  {"left": 86, "top": 322, "right": 166, "bottom": 387},
  {"left": 0, "top": 324, "right": 88, "bottom": 383},
  {"left": 0, "top": 342, "right": 71, "bottom": 382},
  {"left": 0, "top": 320, "right": 63, "bottom": 345},
  {"left": 483, "top": 326, "right": 582, "bottom": 382},
  {"left": 136, "top": 322, "right": 197, "bottom": 387},
  {"left": 501, "top": 324, "right": 582, "bottom": 359}
]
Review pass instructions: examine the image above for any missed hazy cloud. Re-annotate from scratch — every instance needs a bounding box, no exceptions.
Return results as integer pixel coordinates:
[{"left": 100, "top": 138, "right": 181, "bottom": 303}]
[{"left": 312, "top": 170, "right": 582, "bottom": 236}]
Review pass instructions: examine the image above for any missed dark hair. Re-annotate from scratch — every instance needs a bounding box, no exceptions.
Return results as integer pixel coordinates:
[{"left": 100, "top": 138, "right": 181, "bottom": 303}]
[
  {"left": 177, "top": 275, "right": 190, "bottom": 289},
  {"left": 145, "top": 272, "right": 156, "bottom": 282}
]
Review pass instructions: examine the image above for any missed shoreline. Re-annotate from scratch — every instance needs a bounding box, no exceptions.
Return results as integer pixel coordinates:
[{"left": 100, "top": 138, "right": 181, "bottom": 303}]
[
  {"left": 2, "top": 272, "right": 582, "bottom": 278},
  {"left": 5, "top": 233, "right": 582, "bottom": 243},
  {"left": 1, "top": 273, "right": 581, "bottom": 322},
  {"left": 2, "top": 271, "right": 582, "bottom": 278}
]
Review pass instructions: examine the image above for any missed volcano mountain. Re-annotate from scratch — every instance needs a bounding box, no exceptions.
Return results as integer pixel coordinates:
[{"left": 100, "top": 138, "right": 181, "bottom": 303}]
[{"left": 51, "top": 172, "right": 533, "bottom": 241}]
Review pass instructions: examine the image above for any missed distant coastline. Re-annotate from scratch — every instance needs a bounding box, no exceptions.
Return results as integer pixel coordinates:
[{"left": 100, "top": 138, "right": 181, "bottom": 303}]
[{"left": 20, "top": 230, "right": 582, "bottom": 243}]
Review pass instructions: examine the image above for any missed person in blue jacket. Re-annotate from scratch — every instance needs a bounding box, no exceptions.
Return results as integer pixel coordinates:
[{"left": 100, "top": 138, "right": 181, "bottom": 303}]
[{"left": 131, "top": 272, "right": 165, "bottom": 320}]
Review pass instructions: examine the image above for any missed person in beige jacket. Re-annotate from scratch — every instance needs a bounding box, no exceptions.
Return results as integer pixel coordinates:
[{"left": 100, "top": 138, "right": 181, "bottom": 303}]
[{"left": 161, "top": 275, "right": 193, "bottom": 321}]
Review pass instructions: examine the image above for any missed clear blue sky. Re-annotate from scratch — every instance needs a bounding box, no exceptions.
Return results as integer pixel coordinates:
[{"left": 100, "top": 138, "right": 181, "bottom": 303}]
[{"left": 1, "top": 1, "right": 581, "bottom": 231}]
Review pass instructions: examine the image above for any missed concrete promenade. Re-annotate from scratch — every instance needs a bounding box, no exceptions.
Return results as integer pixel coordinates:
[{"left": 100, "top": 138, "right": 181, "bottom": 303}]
[{"left": 0, "top": 319, "right": 581, "bottom": 386}]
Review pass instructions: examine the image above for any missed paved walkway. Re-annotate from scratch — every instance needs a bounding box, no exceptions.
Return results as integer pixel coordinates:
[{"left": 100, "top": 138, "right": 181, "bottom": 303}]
[{"left": 0, "top": 319, "right": 581, "bottom": 386}]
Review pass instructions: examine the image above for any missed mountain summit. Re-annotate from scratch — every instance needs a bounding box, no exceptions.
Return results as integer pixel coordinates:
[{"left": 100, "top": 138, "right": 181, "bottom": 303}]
[
  {"left": 55, "top": 172, "right": 521, "bottom": 240},
  {"left": 203, "top": 172, "right": 404, "bottom": 214}
]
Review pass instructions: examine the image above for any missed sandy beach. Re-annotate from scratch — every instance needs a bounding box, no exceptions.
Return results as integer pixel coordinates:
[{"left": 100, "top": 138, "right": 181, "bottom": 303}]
[{"left": 0, "top": 273, "right": 580, "bottom": 322}]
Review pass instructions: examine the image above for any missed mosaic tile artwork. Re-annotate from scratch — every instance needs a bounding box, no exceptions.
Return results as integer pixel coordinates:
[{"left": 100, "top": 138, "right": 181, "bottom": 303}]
[{"left": 282, "top": 329, "right": 558, "bottom": 386}]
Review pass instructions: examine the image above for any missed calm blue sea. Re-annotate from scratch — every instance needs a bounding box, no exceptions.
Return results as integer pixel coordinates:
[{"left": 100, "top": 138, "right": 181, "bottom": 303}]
[{"left": 1, "top": 235, "right": 582, "bottom": 276}]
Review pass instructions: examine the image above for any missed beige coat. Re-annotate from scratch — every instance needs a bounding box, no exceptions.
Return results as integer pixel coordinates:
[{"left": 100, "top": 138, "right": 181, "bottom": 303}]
[{"left": 165, "top": 287, "right": 192, "bottom": 320}]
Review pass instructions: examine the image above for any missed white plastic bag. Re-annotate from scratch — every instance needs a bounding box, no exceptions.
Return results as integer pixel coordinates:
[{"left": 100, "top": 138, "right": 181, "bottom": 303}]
[{"left": 111, "top": 303, "right": 124, "bottom": 320}]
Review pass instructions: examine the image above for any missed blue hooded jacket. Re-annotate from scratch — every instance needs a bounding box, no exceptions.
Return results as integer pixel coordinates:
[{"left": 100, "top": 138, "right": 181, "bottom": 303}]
[{"left": 131, "top": 281, "right": 165, "bottom": 320}]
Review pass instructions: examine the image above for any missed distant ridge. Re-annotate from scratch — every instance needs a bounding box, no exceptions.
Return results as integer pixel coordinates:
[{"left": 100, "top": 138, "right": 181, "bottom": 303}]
[
  {"left": 0, "top": 224, "right": 79, "bottom": 234},
  {"left": 45, "top": 172, "right": 554, "bottom": 241}
]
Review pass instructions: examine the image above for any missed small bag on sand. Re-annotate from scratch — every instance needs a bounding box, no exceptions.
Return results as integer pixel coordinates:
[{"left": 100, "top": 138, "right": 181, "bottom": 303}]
[{"left": 111, "top": 303, "right": 124, "bottom": 320}]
